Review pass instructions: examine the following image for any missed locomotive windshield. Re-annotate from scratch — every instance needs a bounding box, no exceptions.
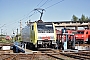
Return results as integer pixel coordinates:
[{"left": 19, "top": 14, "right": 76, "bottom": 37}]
[
  {"left": 77, "top": 31, "right": 84, "bottom": 34},
  {"left": 37, "top": 23, "right": 54, "bottom": 33}
]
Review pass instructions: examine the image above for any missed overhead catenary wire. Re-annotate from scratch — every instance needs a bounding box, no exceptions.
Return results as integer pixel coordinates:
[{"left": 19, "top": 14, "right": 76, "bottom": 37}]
[
  {"left": 3, "top": 0, "right": 65, "bottom": 28},
  {"left": 27, "top": 0, "right": 47, "bottom": 17},
  {"left": 25, "top": 0, "right": 48, "bottom": 21},
  {"left": 29, "top": 11, "right": 37, "bottom": 18},
  {"left": 28, "top": 0, "right": 53, "bottom": 19},
  {"left": 36, "top": 0, "right": 44, "bottom": 7},
  {"left": 24, "top": 11, "right": 37, "bottom": 23},
  {"left": 3, "top": 0, "right": 65, "bottom": 35},
  {"left": 19, "top": 0, "right": 45, "bottom": 21},
  {"left": 38, "top": 0, "right": 53, "bottom": 8},
  {"left": 45, "top": 0, "right": 64, "bottom": 9},
  {"left": 0, "top": 24, "right": 6, "bottom": 28},
  {"left": 32, "top": 0, "right": 65, "bottom": 20},
  {"left": 1, "top": 0, "right": 46, "bottom": 35},
  {"left": 2, "top": 0, "right": 45, "bottom": 29},
  {"left": 39, "top": 0, "right": 49, "bottom": 7},
  {"left": 28, "top": 0, "right": 65, "bottom": 21},
  {"left": 8, "top": 0, "right": 45, "bottom": 29},
  {"left": 29, "top": 0, "right": 51, "bottom": 20},
  {"left": 10, "top": 0, "right": 46, "bottom": 31}
]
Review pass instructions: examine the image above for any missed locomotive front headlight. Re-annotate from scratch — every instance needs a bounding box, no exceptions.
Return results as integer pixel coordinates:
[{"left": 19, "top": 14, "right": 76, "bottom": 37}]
[
  {"left": 52, "top": 41, "right": 56, "bottom": 44},
  {"left": 75, "top": 36, "right": 78, "bottom": 37},
  {"left": 38, "top": 36, "right": 42, "bottom": 39},
  {"left": 38, "top": 41, "right": 42, "bottom": 44},
  {"left": 82, "top": 35, "right": 84, "bottom": 37}
]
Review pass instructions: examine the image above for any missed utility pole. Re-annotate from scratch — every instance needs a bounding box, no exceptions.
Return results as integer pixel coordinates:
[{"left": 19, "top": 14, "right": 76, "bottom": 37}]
[
  {"left": 1, "top": 29, "right": 3, "bottom": 40},
  {"left": 12, "top": 30, "right": 15, "bottom": 42},
  {"left": 20, "top": 20, "right": 22, "bottom": 41},
  {"left": 20, "top": 20, "right": 22, "bottom": 36},
  {"left": 34, "top": 8, "right": 45, "bottom": 20},
  {"left": 1, "top": 29, "right": 3, "bottom": 35},
  {"left": 16, "top": 28, "right": 18, "bottom": 41}
]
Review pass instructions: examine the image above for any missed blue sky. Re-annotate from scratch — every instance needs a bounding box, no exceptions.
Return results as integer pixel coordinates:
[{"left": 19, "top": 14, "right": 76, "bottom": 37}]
[{"left": 0, "top": 0, "right": 90, "bottom": 36}]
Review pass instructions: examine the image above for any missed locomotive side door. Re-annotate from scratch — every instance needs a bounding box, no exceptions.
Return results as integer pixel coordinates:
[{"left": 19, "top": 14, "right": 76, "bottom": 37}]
[{"left": 30, "top": 24, "right": 35, "bottom": 43}]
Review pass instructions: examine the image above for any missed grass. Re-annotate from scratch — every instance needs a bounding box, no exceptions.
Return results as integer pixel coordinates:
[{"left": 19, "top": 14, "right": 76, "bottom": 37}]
[
  {"left": 0, "top": 39, "right": 13, "bottom": 43},
  {"left": 0, "top": 39, "right": 22, "bottom": 44}
]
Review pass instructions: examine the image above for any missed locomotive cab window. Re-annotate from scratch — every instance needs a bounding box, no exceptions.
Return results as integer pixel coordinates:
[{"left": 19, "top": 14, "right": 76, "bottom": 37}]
[
  {"left": 77, "top": 31, "right": 84, "bottom": 34},
  {"left": 37, "top": 23, "right": 54, "bottom": 33}
]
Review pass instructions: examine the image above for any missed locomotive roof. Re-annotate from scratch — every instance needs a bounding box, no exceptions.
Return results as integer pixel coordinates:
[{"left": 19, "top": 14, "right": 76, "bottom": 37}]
[{"left": 27, "top": 22, "right": 53, "bottom": 25}]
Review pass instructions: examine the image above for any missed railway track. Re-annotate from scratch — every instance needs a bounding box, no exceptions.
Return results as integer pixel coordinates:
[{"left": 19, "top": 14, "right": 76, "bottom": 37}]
[
  {"left": 39, "top": 48, "right": 76, "bottom": 60},
  {"left": 0, "top": 49, "right": 76, "bottom": 60},
  {"left": 0, "top": 47, "right": 90, "bottom": 60},
  {"left": 60, "top": 51, "right": 90, "bottom": 60},
  {"left": 0, "top": 50, "right": 90, "bottom": 60},
  {"left": 38, "top": 48, "right": 90, "bottom": 60},
  {"left": 0, "top": 53, "right": 64, "bottom": 60},
  {"left": 0, "top": 53, "right": 48, "bottom": 60}
]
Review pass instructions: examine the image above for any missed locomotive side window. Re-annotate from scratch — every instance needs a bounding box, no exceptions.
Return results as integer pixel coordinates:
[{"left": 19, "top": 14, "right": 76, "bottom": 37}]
[{"left": 32, "top": 25, "right": 34, "bottom": 30}]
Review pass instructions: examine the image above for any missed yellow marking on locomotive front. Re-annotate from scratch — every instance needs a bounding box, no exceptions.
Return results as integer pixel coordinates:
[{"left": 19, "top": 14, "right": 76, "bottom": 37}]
[
  {"left": 34, "top": 22, "right": 38, "bottom": 44},
  {"left": 30, "top": 23, "right": 35, "bottom": 43},
  {"left": 53, "top": 23, "right": 56, "bottom": 41}
]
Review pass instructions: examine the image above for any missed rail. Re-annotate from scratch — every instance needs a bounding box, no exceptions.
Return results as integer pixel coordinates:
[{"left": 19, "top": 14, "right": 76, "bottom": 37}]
[{"left": 60, "top": 51, "right": 90, "bottom": 60}]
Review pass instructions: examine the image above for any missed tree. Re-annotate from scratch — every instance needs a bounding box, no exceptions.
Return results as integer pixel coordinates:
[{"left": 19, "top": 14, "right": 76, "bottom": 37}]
[
  {"left": 89, "top": 17, "right": 90, "bottom": 20},
  {"left": 80, "top": 14, "right": 86, "bottom": 21},
  {"left": 72, "top": 15, "right": 78, "bottom": 21},
  {"left": 85, "top": 16, "right": 89, "bottom": 21},
  {"left": 71, "top": 14, "right": 90, "bottom": 21}
]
